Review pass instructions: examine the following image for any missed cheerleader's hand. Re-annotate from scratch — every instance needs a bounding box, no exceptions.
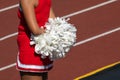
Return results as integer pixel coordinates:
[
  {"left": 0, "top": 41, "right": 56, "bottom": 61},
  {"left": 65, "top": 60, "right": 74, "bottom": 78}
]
[
  {"left": 30, "top": 27, "right": 45, "bottom": 45},
  {"left": 39, "top": 27, "right": 46, "bottom": 34}
]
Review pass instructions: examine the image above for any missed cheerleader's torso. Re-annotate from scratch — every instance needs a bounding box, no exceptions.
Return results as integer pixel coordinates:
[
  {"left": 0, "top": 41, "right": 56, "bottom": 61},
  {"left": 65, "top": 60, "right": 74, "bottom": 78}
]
[{"left": 16, "top": 0, "right": 53, "bottom": 72}]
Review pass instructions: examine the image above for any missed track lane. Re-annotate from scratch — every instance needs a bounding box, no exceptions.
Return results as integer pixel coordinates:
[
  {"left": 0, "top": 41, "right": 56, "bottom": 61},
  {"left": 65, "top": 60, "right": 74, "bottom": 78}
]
[
  {"left": 0, "top": 0, "right": 117, "bottom": 67},
  {"left": 0, "top": 9, "right": 19, "bottom": 37},
  {"left": 52, "top": 0, "right": 108, "bottom": 17},
  {"left": 0, "top": 0, "right": 18, "bottom": 9},
  {"left": 0, "top": 36, "right": 17, "bottom": 67},
  {"left": 0, "top": 0, "right": 120, "bottom": 80},
  {"left": 70, "top": 1, "right": 120, "bottom": 42},
  {"left": 0, "top": 66, "right": 19, "bottom": 80}
]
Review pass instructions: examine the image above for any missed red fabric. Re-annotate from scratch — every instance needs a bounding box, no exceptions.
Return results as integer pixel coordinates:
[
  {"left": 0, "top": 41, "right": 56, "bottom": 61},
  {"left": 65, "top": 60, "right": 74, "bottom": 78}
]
[
  {"left": 16, "top": 64, "right": 53, "bottom": 73},
  {"left": 17, "top": 0, "right": 53, "bottom": 72}
]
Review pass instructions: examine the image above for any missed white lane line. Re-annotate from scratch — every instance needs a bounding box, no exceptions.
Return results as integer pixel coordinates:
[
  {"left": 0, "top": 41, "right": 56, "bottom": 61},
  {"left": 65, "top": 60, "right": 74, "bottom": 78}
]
[
  {"left": 0, "top": 0, "right": 117, "bottom": 41},
  {"left": 0, "top": 32, "right": 18, "bottom": 41},
  {"left": 0, "top": 63, "right": 16, "bottom": 71},
  {"left": 0, "top": 0, "right": 118, "bottom": 71},
  {"left": 74, "top": 27, "right": 120, "bottom": 46},
  {"left": 0, "top": 27, "right": 120, "bottom": 71},
  {"left": 0, "top": 0, "right": 116, "bottom": 13},
  {"left": 62, "top": 0, "right": 117, "bottom": 18},
  {"left": 0, "top": 4, "right": 19, "bottom": 13}
]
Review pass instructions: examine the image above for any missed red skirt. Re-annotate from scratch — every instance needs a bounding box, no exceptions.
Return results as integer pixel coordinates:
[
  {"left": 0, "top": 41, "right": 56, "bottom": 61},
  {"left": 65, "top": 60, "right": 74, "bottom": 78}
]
[{"left": 16, "top": 30, "right": 53, "bottom": 72}]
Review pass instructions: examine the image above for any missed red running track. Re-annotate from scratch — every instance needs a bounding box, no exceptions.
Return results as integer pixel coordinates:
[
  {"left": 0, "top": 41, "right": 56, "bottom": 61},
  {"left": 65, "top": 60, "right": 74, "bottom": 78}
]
[{"left": 0, "top": 0, "right": 120, "bottom": 80}]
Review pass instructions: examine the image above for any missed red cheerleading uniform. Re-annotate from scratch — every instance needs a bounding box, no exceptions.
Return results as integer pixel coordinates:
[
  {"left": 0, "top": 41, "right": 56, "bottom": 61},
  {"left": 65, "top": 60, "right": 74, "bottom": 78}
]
[{"left": 16, "top": 0, "right": 53, "bottom": 72}]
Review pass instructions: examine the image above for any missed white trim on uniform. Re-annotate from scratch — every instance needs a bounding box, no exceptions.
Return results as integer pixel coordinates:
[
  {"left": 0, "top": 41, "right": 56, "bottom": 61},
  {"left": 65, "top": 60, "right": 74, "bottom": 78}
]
[{"left": 17, "top": 56, "right": 53, "bottom": 70}]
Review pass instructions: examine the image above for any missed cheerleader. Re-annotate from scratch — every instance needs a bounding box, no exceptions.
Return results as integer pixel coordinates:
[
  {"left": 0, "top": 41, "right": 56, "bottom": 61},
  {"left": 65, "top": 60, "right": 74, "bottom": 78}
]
[{"left": 16, "top": 0, "right": 55, "bottom": 80}]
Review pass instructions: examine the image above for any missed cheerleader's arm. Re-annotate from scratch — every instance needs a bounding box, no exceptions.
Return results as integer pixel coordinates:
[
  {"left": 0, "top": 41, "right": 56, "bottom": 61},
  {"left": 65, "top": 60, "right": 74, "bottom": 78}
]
[
  {"left": 49, "top": 8, "right": 56, "bottom": 18},
  {"left": 20, "top": 0, "right": 45, "bottom": 36}
]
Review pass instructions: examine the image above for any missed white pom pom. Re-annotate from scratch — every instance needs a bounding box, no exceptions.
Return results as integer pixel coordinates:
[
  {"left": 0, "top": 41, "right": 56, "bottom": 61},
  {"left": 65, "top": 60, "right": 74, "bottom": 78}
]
[
  {"left": 30, "top": 17, "right": 77, "bottom": 60},
  {"left": 30, "top": 41, "right": 35, "bottom": 45},
  {"left": 65, "top": 47, "right": 70, "bottom": 52}
]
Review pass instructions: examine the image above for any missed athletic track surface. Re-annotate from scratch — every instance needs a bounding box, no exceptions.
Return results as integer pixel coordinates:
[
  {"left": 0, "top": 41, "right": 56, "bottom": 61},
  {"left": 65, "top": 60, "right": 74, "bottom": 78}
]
[{"left": 0, "top": 0, "right": 120, "bottom": 80}]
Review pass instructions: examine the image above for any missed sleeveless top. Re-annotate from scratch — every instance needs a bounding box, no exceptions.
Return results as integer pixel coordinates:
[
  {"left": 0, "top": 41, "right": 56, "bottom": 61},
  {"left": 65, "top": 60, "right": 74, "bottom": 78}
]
[
  {"left": 17, "top": 0, "right": 51, "bottom": 34},
  {"left": 16, "top": 0, "right": 53, "bottom": 71},
  {"left": 17, "top": 0, "right": 51, "bottom": 55}
]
